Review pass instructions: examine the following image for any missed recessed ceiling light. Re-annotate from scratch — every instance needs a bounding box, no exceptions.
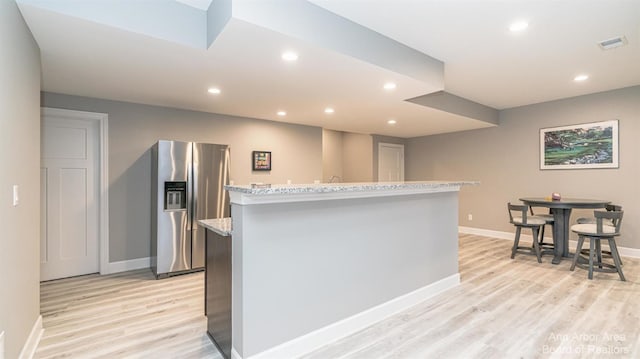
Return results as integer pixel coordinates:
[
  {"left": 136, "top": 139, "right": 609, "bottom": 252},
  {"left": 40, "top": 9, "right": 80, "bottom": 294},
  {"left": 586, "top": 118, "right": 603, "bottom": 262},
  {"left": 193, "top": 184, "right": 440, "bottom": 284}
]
[
  {"left": 281, "top": 51, "right": 298, "bottom": 62},
  {"left": 277, "top": 111, "right": 287, "bottom": 116},
  {"left": 207, "top": 87, "right": 221, "bottom": 94},
  {"left": 387, "top": 119, "right": 397, "bottom": 125},
  {"left": 574, "top": 74, "right": 589, "bottom": 82},
  {"left": 324, "top": 107, "right": 335, "bottom": 114},
  {"left": 509, "top": 21, "right": 528, "bottom": 32},
  {"left": 383, "top": 82, "right": 397, "bottom": 90}
]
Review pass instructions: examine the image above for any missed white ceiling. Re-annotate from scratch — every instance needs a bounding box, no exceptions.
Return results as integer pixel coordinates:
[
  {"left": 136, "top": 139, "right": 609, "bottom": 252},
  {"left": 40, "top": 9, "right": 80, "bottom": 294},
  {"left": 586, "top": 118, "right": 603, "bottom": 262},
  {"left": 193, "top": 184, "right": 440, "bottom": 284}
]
[
  {"left": 311, "top": 0, "right": 640, "bottom": 109},
  {"left": 16, "top": 0, "right": 640, "bottom": 138}
]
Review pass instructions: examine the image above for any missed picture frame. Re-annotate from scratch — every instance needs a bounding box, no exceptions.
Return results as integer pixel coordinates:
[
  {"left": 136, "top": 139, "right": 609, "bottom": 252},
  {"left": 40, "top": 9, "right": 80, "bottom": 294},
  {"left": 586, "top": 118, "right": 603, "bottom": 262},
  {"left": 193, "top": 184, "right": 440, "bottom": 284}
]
[
  {"left": 252, "top": 151, "right": 271, "bottom": 171},
  {"left": 540, "top": 120, "right": 618, "bottom": 170}
]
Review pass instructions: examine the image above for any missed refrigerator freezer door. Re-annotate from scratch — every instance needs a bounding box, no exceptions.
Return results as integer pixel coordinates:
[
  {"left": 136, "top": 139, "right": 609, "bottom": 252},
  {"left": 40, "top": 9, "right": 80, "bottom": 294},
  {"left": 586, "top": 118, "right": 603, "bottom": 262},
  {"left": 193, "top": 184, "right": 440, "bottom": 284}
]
[
  {"left": 192, "top": 143, "right": 230, "bottom": 269},
  {"left": 154, "top": 140, "right": 192, "bottom": 276}
]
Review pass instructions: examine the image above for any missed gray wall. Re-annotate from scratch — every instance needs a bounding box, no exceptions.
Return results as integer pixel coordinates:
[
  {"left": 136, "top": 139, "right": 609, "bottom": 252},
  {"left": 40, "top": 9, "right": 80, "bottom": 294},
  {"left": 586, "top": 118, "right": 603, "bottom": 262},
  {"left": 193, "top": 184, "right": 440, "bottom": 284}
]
[
  {"left": 322, "top": 130, "right": 378, "bottom": 183},
  {"left": 322, "top": 131, "right": 407, "bottom": 183},
  {"left": 41, "top": 93, "right": 323, "bottom": 262},
  {"left": 406, "top": 86, "right": 640, "bottom": 250},
  {"left": 232, "top": 190, "right": 459, "bottom": 356},
  {"left": 322, "top": 129, "right": 344, "bottom": 182},
  {"left": 342, "top": 132, "right": 373, "bottom": 182},
  {"left": 0, "top": 1, "right": 41, "bottom": 357}
]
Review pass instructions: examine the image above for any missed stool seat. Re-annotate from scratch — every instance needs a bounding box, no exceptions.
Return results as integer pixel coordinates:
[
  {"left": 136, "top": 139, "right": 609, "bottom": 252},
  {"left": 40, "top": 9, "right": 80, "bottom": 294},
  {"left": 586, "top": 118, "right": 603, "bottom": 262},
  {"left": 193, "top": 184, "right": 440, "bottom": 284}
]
[
  {"left": 531, "top": 214, "right": 554, "bottom": 223},
  {"left": 571, "top": 223, "right": 617, "bottom": 235},
  {"left": 512, "top": 217, "right": 546, "bottom": 226}
]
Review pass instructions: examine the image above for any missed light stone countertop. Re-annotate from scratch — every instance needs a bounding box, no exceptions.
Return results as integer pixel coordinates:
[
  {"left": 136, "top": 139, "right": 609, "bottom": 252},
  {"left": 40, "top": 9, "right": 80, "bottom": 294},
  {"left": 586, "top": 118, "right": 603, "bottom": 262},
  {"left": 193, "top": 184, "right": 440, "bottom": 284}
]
[
  {"left": 198, "top": 218, "right": 232, "bottom": 236},
  {"left": 226, "top": 181, "right": 478, "bottom": 195}
]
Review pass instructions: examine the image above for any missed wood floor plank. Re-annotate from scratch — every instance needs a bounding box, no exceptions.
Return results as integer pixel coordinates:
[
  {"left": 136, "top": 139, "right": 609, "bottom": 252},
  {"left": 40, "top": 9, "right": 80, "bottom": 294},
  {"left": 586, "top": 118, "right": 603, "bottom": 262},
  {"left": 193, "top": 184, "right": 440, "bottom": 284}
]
[
  {"left": 35, "top": 270, "right": 220, "bottom": 359},
  {"left": 304, "top": 234, "right": 639, "bottom": 359},
  {"left": 37, "top": 235, "right": 639, "bottom": 358}
]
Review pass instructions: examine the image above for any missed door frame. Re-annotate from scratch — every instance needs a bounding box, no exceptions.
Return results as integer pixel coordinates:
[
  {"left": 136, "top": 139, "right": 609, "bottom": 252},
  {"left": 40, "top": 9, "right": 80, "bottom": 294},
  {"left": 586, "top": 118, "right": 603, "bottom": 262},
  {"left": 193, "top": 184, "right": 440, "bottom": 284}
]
[
  {"left": 42, "top": 107, "right": 110, "bottom": 275},
  {"left": 377, "top": 142, "right": 405, "bottom": 182}
]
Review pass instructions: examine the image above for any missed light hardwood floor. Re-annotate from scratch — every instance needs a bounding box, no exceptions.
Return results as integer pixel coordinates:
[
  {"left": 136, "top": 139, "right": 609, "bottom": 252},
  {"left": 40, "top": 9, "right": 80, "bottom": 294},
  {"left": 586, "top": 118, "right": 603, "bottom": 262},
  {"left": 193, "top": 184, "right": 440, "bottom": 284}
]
[
  {"left": 36, "top": 269, "right": 220, "bottom": 359},
  {"left": 36, "top": 234, "right": 639, "bottom": 358}
]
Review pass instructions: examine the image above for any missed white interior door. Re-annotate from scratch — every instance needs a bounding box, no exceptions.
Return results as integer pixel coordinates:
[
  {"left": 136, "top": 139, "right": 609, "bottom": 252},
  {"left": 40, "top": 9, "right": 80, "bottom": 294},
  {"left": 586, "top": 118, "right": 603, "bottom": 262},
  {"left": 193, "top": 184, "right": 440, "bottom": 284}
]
[
  {"left": 378, "top": 143, "right": 405, "bottom": 182},
  {"left": 41, "top": 114, "right": 99, "bottom": 281}
]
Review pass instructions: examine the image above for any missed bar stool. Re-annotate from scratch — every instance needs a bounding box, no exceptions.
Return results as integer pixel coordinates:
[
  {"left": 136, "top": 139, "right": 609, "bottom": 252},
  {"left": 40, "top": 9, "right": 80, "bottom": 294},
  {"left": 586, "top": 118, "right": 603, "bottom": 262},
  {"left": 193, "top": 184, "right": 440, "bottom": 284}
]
[
  {"left": 576, "top": 204, "right": 622, "bottom": 265},
  {"left": 570, "top": 210, "right": 625, "bottom": 281},
  {"left": 529, "top": 206, "right": 555, "bottom": 250},
  {"left": 508, "top": 203, "right": 546, "bottom": 263}
]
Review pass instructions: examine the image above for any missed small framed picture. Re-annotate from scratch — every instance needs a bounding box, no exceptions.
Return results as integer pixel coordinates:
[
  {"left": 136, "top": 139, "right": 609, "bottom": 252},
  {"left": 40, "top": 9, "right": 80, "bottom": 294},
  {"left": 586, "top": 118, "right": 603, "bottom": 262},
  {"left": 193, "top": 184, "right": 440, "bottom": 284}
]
[{"left": 252, "top": 151, "right": 271, "bottom": 171}]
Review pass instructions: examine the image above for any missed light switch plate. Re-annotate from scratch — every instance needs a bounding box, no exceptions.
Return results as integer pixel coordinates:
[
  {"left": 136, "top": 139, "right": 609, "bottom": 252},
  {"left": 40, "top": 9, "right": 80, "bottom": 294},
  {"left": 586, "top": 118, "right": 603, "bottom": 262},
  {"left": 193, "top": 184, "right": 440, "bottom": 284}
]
[
  {"left": 13, "top": 185, "right": 19, "bottom": 207},
  {"left": 0, "top": 330, "right": 5, "bottom": 359}
]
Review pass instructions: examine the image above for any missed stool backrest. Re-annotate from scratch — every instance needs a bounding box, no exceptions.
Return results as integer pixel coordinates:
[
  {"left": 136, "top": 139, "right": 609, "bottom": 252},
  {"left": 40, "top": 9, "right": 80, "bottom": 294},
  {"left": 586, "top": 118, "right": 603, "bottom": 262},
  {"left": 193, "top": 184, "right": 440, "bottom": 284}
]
[
  {"left": 594, "top": 210, "right": 623, "bottom": 234},
  {"left": 605, "top": 204, "right": 622, "bottom": 212},
  {"left": 508, "top": 203, "right": 529, "bottom": 224},
  {"left": 529, "top": 205, "right": 552, "bottom": 216}
]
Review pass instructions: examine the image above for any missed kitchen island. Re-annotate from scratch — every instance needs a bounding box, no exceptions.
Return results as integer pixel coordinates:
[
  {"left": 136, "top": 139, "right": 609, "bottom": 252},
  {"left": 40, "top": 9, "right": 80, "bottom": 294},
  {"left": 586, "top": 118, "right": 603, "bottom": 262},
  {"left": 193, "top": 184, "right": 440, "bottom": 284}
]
[{"left": 224, "top": 181, "right": 476, "bottom": 359}]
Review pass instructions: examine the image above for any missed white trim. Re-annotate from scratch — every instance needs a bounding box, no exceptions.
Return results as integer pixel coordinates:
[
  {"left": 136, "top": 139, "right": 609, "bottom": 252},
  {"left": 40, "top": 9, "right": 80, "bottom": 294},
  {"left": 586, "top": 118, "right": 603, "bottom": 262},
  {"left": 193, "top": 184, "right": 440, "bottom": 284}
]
[
  {"left": 105, "top": 257, "right": 151, "bottom": 274},
  {"left": 246, "top": 274, "right": 460, "bottom": 359},
  {"left": 616, "top": 246, "right": 640, "bottom": 258},
  {"left": 18, "top": 315, "right": 43, "bottom": 359},
  {"left": 458, "top": 226, "right": 640, "bottom": 259},
  {"left": 41, "top": 108, "right": 110, "bottom": 276},
  {"left": 231, "top": 348, "right": 242, "bottom": 359},
  {"left": 458, "top": 226, "right": 516, "bottom": 241},
  {"left": 99, "top": 114, "right": 109, "bottom": 276}
]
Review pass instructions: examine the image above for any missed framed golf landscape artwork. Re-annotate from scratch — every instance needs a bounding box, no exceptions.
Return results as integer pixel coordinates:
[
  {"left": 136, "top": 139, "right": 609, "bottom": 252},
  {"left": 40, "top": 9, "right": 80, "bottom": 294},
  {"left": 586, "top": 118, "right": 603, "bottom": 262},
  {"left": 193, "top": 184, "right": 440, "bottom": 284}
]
[{"left": 540, "top": 120, "right": 619, "bottom": 170}]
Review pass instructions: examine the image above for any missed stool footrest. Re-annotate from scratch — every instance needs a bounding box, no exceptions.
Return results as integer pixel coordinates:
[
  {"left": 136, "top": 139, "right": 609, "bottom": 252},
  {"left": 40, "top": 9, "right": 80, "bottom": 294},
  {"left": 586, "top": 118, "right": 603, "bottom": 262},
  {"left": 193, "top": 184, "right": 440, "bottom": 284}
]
[
  {"left": 579, "top": 249, "right": 623, "bottom": 266},
  {"left": 573, "top": 261, "right": 619, "bottom": 274}
]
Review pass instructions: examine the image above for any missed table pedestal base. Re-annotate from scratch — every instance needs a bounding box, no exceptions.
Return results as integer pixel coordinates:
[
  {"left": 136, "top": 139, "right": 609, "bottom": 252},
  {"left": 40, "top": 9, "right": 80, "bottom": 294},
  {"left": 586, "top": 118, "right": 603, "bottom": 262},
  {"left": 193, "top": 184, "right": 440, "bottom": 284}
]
[{"left": 551, "top": 208, "right": 572, "bottom": 265}]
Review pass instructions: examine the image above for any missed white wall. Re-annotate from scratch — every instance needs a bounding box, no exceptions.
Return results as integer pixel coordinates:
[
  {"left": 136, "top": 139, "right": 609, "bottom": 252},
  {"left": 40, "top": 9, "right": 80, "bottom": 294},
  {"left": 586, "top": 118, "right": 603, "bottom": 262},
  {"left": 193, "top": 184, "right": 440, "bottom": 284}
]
[
  {"left": 407, "top": 86, "right": 640, "bottom": 250},
  {"left": 0, "top": 1, "right": 41, "bottom": 357},
  {"left": 41, "top": 93, "right": 323, "bottom": 262}
]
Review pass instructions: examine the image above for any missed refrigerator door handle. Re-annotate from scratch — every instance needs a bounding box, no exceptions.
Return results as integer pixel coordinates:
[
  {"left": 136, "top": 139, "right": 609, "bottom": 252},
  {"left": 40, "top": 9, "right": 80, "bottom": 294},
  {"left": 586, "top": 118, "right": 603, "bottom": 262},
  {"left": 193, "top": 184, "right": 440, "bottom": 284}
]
[
  {"left": 185, "top": 143, "right": 194, "bottom": 269},
  {"left": 220, "top": 147, "right": 231, "bottom": 216},
  {"left": 191, "top": 150, "right": 198, "bottom": 231}
]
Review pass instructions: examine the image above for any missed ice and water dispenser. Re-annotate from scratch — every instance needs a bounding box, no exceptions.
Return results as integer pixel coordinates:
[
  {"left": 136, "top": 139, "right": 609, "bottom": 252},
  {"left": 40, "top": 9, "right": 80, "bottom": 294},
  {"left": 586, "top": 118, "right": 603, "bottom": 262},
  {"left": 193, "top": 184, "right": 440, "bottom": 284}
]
[{"left": 164, "top": 181, "right": 187, "bottom": 211}]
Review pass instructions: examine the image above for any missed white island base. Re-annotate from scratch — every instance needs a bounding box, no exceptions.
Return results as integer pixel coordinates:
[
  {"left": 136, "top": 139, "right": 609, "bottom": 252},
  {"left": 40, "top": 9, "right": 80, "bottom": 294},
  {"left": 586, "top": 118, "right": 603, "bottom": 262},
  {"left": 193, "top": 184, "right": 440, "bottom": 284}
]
[{"left": 226, "top": 182, "right": 475, "bottom": 359}]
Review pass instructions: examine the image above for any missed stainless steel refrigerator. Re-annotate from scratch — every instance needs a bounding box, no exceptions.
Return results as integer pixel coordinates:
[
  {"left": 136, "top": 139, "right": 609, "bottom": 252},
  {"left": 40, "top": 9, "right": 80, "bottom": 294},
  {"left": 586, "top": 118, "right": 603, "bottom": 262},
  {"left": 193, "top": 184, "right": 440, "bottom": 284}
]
[{"left": 151, "top": 140, "right": 230, "bottom": 279}]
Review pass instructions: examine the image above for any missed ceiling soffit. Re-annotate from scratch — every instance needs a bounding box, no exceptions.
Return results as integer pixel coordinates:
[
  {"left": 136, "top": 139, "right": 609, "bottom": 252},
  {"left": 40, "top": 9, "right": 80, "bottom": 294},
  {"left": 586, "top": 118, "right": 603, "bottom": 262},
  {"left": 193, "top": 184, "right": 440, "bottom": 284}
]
[{"left": 17, "top": 0, "right": 499, "bottom": 136}]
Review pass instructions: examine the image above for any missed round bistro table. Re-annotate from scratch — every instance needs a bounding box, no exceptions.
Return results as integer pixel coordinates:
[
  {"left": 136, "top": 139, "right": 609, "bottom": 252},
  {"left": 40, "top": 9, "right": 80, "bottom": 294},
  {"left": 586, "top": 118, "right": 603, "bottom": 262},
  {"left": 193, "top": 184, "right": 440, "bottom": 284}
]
[{"left": 519, "top": 197, "right": 610, "bottom": 264}]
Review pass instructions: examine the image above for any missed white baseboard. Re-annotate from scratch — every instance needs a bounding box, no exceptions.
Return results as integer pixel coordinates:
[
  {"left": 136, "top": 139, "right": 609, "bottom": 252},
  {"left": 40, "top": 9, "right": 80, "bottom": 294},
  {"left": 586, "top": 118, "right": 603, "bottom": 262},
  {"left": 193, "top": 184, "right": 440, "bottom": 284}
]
[
  {"left": 617, "top": 246, "right": 640, "bottom": 258},
  {"left": 459, "top": 226, "right": 518, "bottom": 241},
  {"left": 458, "top": 226, "right": 640, "bottom": 259},
  {"left": 18, "top": 315, "right": 43, "bottom": 359},
  {"left": 231, "top": 348, "right": 242, "bottom": 359},
  {"left": 245, "top": 273, "right": 460, "bottom": 359},
  {"left": 103, "top": 257, "right": 150, "bottom": 275}
]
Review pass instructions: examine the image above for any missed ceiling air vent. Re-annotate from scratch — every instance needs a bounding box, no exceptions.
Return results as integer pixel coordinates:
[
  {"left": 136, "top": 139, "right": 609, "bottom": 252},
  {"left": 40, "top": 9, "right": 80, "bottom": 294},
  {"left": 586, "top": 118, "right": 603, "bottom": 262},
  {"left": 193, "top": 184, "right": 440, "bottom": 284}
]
[{"left": 597, "top": 36, "right": 628, "bottom": 50}]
